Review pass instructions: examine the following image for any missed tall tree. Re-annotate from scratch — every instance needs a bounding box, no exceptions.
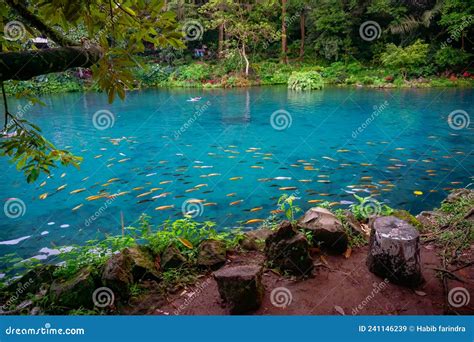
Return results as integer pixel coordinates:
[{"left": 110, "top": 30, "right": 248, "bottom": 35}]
[{"left": 281, "top": 0, "right": 288, "bottom": 64}]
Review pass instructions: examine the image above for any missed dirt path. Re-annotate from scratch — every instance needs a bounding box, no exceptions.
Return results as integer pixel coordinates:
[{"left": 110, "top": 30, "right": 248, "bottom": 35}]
[{"left": 127, "top": 243, "right": 474, "bottom": 315}]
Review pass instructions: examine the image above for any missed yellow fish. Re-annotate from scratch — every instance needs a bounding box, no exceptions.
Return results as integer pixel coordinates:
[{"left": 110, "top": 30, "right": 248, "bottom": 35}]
[
  {"left": 195, "top": 184, "right": 208, "bottom": 188},
  {"left": 229, "top": 177, "right": 243, "bottom": 181},
  {"left": 159, "top": 180, "right": 172, "bottom": 185},
  {"left": 226, "top": 193, "right": 237, "bottom": 197},
  {"left": 137, "top": 192, "right": 152, "bottom": 198},
  {"left": 245, "top": 219, "right": 264, "bottom": 224},
  {"left": 132, "top": 187, "right": 144, "bottom": 191},
  {"left": 413, "top": 190, "right": 423, "bottom": 196},
  {"left": 70, "top": 188, "right": 86, "bottom": 194},
  {"left": 72, "top": 204, "right": 83, "bottom": 211},
  {"left": 250, "top": 207, "right": 263, "bottom": 212},
  {"left": 61, "top": 173, "right": 66, "bottom": 178},
  {"left": 40, "top": 181, "right": 46, "bottom": 187},
  {"left": 308, "top": 199, "right": 323, "bottom": 203},
  {"left": 203, "top": 202, "right": 217, "bottom": 206},
  {"left": 108, "top": 178, "right": 120, "bottom": 183},
  {"left": 230, "top": 200, "right": 243, "bottom": 206},
  {"left": 39, "top": 193, "right": 48, "bottom": 200},
  {"left": 178, "top": 238, "right": 193, "bottom": 249},
  {"left": 251, "top": 166, "right": 264, "bottom": 169},
  {"left": 86, "top": 195, "right": 105, "bottom": 201},
  {"left": 155, "top": 205, "right": 174, "bottom": 211},
  {"left": 118, "top": 158, "right": 131, "bottom": 163},
  {"left": 94, "top": 155, "right": 103, "bottom": 159},
  {"left": 57, "top": 184, "right": 67, "bottom": 191},
  {"left": 279, "top": 187, "right": 297, "bottom": 190}
]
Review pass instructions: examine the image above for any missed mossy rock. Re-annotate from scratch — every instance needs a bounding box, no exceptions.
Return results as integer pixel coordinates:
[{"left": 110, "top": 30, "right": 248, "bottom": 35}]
[
  {"left": 197, "top": 239, "right": 227, "bottom": 268},
  {"left": 393, "top": 210, "right": 422, "bottom": 230},
  {"left": 50, "top": 267, "right": 97, "bottom": 309}
]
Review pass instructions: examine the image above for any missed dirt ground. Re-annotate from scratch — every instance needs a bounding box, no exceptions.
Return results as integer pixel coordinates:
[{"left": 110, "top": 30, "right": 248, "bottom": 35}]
[{"left": 125, "top": 243, "right": 474, "bottom": 315}]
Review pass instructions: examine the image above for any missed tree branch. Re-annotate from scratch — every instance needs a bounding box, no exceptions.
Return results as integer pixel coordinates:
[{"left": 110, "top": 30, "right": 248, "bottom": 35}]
[
  {"left": 0, "top": 47, "right": 103, "bottom": 81},
  {"left": 5, "top": 0, "right": 78, "bottom": 47}
]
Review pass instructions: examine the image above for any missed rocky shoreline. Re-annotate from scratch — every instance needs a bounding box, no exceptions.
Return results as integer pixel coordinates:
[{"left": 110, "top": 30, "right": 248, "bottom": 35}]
[{"left": 0, "top": 189, "right": 472, "bottom": 315}]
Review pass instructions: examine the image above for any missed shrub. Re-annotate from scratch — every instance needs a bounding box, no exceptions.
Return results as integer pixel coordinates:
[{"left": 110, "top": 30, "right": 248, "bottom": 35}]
[
  {"left": 288, "top": 71, "right": 324, "bottom": 90},
  {"left": 435, "top": 46, "right": 472, "bottom": 70},
  {"left": 380, "top": 39, "right": 429, "bottom": 80}
]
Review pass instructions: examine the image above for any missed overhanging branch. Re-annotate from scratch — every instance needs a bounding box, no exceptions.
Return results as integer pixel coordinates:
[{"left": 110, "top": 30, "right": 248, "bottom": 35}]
[
  {"left": 5, "top": 0, "right": 78, "bottom": 47},
  {"left": 0, "top": 47, "right": 103, "bottom": 81}
]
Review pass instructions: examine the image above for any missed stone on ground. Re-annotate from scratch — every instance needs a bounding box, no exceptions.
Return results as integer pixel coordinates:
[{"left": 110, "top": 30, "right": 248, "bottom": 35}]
[
  {"left": 124, "top": 246, "right": 160, "bottom": 280},
  {"left": 102, "top": 252, "right": 134, "bottom": 299},
  {"left": 265, "top": 221, "right": 313, "bottom": 276},
  {"left": 298, "top": 207, "right": 348, "bottom": 254},
  {"left": 50, "top": 267, "right": 96, "bottom": 308},
  {"left": 161, "top": 245, "right": 187, "bottom": 270},
  {"left": 240, "top": 228, "right": 273, "bottom": 251},
  {"left": 197, "top": 239, "right": 227, "bottom": 268},
  {"left": 213, "top": 264, "right": 264, "bottom": 314},
  {"left": 366, "top": 216, "right": 422, "bottom": 287}
]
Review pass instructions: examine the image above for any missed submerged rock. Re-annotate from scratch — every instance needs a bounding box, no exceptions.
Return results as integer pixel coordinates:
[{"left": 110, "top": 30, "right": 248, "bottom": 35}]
[
  {"left": 240, "top": 228, "right": 273, "bottom": 251},
  {"left": 197, "top": 239, "right": 227, "bottom": 268},
  {"left": 161, "top": 245, "right": 187, "bottom": 270},
  {"left": 213, "top": 264, "right": 264, "bottom": 314},
  {"left": 50, "top": 267, "right": 96, "bottom": 308},
  {"left": 298, "top": 207, "right": 348, "bottom": 254},
  {"left": 366, "top": 216, "right": 422, "bottom": 287},
  {"left": 265, "top": 221, "right": 313, "bottom": 276}
]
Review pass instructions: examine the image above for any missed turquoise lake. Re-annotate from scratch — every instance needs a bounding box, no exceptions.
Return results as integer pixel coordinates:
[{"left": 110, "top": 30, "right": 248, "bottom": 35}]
[{"left": 0, "top": 87, "right": 473, "bottom": 267}]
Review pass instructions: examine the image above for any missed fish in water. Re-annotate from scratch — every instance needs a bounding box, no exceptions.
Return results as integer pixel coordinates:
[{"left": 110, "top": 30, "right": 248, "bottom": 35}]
[
  {"left": 155, "top": 205, "right": 174, "bottom": 211},
  {"left": 230, "top": 200, "right": 243, "bottom": 206}
]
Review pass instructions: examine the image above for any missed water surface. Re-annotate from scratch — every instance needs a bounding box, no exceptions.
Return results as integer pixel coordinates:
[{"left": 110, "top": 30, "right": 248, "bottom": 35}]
[{"left": 0, "top": 87, "right": 472, "bottom": 265}]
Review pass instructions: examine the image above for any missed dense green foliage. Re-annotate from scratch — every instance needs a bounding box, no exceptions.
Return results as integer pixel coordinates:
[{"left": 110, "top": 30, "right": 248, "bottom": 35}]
[
  {"left": 1, "top": 0, "right": 473, "bottom": 182},
  {"left": 288, "top": 71, "right": 324, "bottom": 90}
]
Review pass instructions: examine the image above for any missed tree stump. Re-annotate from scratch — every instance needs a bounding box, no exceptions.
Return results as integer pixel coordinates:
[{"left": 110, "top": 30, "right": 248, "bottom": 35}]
[
  {"left": 366, "top": 216, "right": 422, "bottom": 287},
  {"left": 213, "top": 265, "right": 264, "bottom": 314}
]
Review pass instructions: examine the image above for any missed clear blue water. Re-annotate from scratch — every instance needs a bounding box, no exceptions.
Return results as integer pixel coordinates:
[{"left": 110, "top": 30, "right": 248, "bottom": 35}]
[{"left": 1, "top": 87, "right": 473, "bottom": 266}]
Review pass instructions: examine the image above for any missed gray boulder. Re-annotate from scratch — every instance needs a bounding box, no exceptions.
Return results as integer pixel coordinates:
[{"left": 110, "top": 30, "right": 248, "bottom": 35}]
[
  {"left": 265, "top": 221, "right": 313, "bottom": 276},
  {"left": 299, "top": 207, "right": 348, "bottom": 254}
]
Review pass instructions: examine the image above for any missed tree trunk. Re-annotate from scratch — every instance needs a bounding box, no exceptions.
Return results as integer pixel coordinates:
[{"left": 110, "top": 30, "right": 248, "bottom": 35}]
[
  {"left": 218, "top": 23, "right": 224, "bottom": 59},
  {"left": 242, "top": 42, "right": 249, "bottom": 77},
  {"left": 281, "top": 0, "right": 288, "bottom": 64},
  {"left": 0, "top": 47, "right": 102, "bottom": 81},
  {"left": 299, "top": 11, "right": 305, "bottom": 61}
]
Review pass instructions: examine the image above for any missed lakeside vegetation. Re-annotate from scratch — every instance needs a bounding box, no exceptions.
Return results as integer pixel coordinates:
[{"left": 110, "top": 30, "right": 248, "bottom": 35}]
[{"left": 0, "top": 189, "right": 472, "bottom": 315}]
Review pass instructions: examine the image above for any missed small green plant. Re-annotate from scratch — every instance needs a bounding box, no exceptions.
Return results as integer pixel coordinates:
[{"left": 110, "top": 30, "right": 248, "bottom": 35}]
[
  {"left": 288, "top": 71, "right": 324, "bottom": 90},
  {"left": 349, "top": 194, "right": 394, "bottom": 221},
  {"left": 278, "top": 194, "right": 302, "bottom": 224}
]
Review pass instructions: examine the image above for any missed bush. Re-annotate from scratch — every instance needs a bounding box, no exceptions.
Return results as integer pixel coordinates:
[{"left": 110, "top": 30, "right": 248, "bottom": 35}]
[
  {"left": 380, "top": 39, "right": 429, "bottom": 79},
  {"left": 174, "top": 63, "right": 210, "bottom": 82},
  {"left": 435, "top": 46, "right": 472, "bottom": 70},
  {"left": 288, "top": 71, "right": 324, "bottom": 90}
]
